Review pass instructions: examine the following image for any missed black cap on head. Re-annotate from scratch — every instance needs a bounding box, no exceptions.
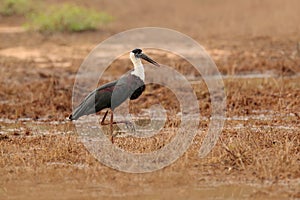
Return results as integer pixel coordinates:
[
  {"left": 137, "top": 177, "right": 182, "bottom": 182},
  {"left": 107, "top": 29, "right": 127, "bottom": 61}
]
[{"left": 131, "top": 48, "right": 142, "bottom": 55}]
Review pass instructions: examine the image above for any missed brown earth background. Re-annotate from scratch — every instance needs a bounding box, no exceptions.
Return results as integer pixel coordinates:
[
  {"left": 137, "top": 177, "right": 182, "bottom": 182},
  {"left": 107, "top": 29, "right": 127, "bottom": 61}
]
[{"left": 0, "top": 0, "right": 300, "bottom": 199}]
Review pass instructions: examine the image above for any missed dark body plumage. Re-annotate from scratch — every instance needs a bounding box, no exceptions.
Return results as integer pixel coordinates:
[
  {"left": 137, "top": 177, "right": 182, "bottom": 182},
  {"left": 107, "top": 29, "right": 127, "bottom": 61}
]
[{"left": 69, "top": 73, "right": 145, "bottom": 120}]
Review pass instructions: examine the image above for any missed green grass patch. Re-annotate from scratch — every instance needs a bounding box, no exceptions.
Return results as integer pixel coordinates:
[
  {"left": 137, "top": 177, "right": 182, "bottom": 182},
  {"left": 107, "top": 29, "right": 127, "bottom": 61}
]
[
  {"left": 0, "top": 0, "right": 34, "bottom": 16},
  {"left": 25, "top": 3, "right": 113, "bottom": 33}
]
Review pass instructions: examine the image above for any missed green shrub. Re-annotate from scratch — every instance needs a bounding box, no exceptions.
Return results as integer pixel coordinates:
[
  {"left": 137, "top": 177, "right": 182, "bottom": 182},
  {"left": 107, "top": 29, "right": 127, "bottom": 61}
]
[
  {"left": 25, "top": 3, "right": 113, "bottom": 32},
  {"left": 0, "top": 0, "right": 33, "bottom": 16}
]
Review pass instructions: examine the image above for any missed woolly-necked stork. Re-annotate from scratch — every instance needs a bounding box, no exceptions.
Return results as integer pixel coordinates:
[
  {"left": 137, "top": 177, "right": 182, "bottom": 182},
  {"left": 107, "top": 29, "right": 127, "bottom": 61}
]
[{"left": 69, "top": 48, "right": 160, "bottom": 142}]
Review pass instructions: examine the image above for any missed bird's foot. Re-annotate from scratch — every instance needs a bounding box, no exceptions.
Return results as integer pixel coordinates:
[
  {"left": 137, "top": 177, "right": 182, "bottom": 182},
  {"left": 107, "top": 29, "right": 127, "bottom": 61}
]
[
  {"left": 124, "top": 121, "right": 136, "bottom": 132},
  {"left": 113, "top": 120, "right": 136, "bottom": 132}
]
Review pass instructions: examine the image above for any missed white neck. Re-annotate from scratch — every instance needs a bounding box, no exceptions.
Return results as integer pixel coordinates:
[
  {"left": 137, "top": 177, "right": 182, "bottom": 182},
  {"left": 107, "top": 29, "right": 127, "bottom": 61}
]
[{"left": 130, "top": 52, "right": 145, "bottom": 81}]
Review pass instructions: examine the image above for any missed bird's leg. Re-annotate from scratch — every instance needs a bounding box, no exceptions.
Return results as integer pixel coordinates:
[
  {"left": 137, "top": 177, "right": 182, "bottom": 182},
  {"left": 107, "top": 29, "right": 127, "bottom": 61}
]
[
  {"left": 98, "top": 110, "right": 115, "bottom": 143},
  {"left": 110, "top": 110, "right": 114, "bottom": 143},
  {"left": 101, "top": 111, "right": 135, "bottom": 132},
  {"left": 100, "top": 110, "right": 109, "bottom": 125},
  {"left": 100, "top": 109, "right": 135, "bottom": 142}
]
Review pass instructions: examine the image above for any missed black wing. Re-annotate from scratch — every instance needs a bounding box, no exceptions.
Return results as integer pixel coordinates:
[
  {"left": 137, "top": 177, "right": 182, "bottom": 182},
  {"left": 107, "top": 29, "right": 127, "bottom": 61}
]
[
  {"left": 69, "top": 73, "right": 145, "bottom": 120},
  {"left": 130, "top": 84, "right": 145, "bottom": 100},
  {"left": 69, "top": 80, "right": 117, "bottom": 120}
]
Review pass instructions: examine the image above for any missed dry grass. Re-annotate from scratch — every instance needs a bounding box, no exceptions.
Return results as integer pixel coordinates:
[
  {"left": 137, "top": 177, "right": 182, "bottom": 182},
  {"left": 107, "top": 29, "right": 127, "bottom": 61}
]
[
  {"left": 0, "top": 112, "right": 299, "bottom": 198},
  {"left": 0, "top": 46, "right": 299, "bottom": 198}
]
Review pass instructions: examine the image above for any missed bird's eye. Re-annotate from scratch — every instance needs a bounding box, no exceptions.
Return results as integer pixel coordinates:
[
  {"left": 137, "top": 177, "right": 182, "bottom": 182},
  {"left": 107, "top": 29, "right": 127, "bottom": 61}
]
[{"left": 135, "top": 53, "right": 142, "bottom": 58}]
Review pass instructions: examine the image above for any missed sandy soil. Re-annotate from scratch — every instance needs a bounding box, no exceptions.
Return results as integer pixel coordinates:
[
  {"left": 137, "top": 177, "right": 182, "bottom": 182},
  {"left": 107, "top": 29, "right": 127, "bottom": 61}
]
[{"left": 0, "top": 0, "right": 300, "bottom": 199}]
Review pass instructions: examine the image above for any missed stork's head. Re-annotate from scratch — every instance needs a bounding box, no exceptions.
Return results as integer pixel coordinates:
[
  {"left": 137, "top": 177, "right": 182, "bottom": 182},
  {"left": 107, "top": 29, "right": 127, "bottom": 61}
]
[{"left": 130, "top": 48, "right": 160, "bottom": 67}]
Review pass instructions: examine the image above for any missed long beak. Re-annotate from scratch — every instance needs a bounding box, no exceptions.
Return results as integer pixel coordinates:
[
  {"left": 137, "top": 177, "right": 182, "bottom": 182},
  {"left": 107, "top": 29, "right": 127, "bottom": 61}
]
[{"left": 139, "top": 53, "right": 160, "bottom": 67}]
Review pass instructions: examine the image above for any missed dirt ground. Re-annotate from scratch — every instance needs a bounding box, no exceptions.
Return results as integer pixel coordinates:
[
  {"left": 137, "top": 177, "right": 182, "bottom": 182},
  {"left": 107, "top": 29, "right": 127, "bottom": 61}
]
[{"left": 0, "top": 0, "right": 300, "bottom": 199}]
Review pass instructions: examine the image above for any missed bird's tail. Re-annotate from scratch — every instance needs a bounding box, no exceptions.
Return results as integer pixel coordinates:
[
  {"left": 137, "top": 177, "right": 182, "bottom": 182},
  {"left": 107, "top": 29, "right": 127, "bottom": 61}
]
[
  {"left": 69, "top": 90, "right": 98, "bottom": 121},
  {"left": 69, "top": 101, "right": 88, "bottom": 120},
  {"left": 68, "top": 114, "right": 76, "bottom": 120},
  {"left": 69, "top": 110, "right": 80, "bottom": 121}
]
